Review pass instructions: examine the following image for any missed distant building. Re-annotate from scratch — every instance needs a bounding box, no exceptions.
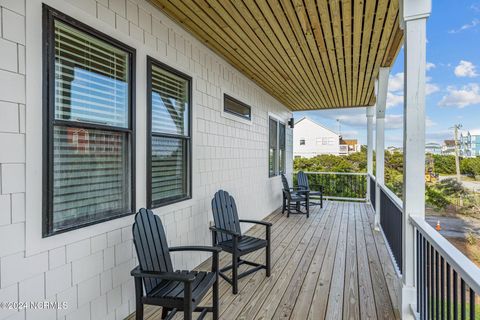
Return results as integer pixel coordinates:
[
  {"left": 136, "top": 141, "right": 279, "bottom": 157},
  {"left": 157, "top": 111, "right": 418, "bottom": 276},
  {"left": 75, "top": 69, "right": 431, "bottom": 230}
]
[
  {"left": 339, "top": 138, "right": 361, "bottom": 156},
  {"left": 442, "top": 140, "right": 456, "bottom": 156},
  {"left": 459, "top": 131, "right": 480, "bottom": 157},
  {"left": 293, "top": 117, "right": 340, "bottom": 158},
  {"left": 425, "top": 142, "right": 442, "bottom": 155},
  {"left": 387, "top": 146, "right": 403, "bottom": 154}
]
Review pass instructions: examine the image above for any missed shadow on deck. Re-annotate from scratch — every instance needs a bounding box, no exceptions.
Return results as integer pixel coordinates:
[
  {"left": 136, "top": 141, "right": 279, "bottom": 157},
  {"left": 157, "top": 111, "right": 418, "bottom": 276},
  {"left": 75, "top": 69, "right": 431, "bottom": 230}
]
[{"left": 128, "top": 201, "right": 400, "bottom": 320}]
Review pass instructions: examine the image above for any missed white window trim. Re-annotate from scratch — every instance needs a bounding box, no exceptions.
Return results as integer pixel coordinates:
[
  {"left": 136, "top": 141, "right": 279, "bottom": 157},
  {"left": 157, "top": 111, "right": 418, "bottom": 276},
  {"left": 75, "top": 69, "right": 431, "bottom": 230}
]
[{"left": 267, "top": 112, "right": 286, "bottom": 177}]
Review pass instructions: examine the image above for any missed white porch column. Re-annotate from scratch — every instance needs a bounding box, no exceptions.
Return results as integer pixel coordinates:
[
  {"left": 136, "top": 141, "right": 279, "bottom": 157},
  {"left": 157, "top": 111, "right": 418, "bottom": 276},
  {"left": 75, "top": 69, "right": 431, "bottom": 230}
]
[
  {"left": 400, "top": 0, "right": 431, "bottom": 318},
  {"left": 366, "top": 107, "right": 374, "bottom": 202},
  {"left": 375, "top": 67, "right": 389, "bottom": 227}
]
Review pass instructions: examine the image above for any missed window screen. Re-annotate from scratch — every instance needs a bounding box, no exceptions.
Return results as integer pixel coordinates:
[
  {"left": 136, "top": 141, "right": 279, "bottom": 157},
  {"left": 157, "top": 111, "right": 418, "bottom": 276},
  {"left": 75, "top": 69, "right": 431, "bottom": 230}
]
[
  {"left": 43, "top": 7, "right": 135, "bottom": 236},
  {"left": 147, "top": 58, "right": 191, "bottom": 207}
]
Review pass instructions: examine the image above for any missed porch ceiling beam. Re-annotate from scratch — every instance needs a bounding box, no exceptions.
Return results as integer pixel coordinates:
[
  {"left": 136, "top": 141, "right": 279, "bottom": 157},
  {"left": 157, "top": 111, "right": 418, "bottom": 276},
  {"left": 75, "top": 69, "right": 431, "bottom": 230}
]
[{"left": 150, "top": 0, "right": 404, "bottom": 111}]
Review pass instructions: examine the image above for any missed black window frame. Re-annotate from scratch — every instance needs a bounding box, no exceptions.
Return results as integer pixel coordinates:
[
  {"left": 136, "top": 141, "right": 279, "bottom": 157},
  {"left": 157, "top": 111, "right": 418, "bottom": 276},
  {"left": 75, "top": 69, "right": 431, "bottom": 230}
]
[
  {"left": 146, "top": 56, "right": 192, "bottom": 209},
  {"left": 279, "top": 122, "right": 286, "bottom": 174},
  {"left": 42, "top": 5, "right": 136, "bottom": 237},
  {"left": 223, "top": 94, "right": 252, "bottom": 121}
]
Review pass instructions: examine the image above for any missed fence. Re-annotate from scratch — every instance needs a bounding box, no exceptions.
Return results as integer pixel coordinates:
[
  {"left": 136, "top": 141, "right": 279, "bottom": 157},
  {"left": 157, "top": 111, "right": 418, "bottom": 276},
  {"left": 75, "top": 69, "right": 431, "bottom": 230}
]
[
  {"left": 411, "top": 216, "right": 480, "bottom": 319},
  {"left": 295, "top": 172, "right": 367, "bottom": 201}
]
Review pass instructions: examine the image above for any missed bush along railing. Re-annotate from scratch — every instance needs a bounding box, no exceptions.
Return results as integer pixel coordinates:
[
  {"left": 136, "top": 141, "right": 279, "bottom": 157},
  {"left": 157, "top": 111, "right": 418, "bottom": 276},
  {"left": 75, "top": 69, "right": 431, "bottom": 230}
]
[
  {"left": 379, "top": 184, "right": 403, "bottom": 274},
  {"left": 369, "top": 174, "right": 376, "bottom": 210},
  {"left": 294, "top": 172, "right": 367, "bottom": 201},
  {"left": 411, "top": 216, "right": 480, "bottom": 320}
]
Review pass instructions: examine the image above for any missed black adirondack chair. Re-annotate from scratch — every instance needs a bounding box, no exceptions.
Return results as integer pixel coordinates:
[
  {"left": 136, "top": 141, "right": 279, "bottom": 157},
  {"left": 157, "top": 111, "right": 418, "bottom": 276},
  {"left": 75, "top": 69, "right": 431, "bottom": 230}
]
[
  {"left": 297, "top": 171, "right": 323, "bottom": 208},
  {"left": 131, "top": 208, "right": 221, "bottom": 320},
  {"left": 281, "top": 174, "right": 309, "bottom": 218},
  {"left": 210, "top": 190, "right": 272, "bottom": 294}
]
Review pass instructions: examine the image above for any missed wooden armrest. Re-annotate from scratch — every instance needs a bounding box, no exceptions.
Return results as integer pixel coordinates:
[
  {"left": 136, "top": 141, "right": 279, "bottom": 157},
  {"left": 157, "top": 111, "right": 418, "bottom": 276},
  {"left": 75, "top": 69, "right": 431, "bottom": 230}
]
[
  {"left": 209, "top": 226, "right": 241, "bottom": 237},
  {"left": 131, "top": 266, "right": 196, "bottom": 282},
  {"left": 169, "top": 246, "right": 222, "bottom": 253},
  {"left": 239, "top": 219, "right": 272, "bottom": 227}
]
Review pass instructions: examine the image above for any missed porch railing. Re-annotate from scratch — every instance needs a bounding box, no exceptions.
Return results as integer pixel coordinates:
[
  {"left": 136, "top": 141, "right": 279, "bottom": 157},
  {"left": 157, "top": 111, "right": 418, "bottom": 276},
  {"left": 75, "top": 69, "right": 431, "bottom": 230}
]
[
  {"left": 379, "top": 183, "right": 403, "bottom": 274},
  {"left": 369, "top": 174, "right": 376, "bottom": 209},
  {"left": 296, "top": 172, "right": 367, "bottom": 201},
  {"left": 411, "top": 216, "right": 480, "bottom": 320}
]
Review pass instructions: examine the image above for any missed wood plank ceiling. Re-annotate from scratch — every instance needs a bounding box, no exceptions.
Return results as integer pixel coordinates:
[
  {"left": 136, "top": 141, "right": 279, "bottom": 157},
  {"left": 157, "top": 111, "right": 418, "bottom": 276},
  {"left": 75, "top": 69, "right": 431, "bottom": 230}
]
[{"left": 150, "top": 0, "right": 403, "bottom": 111}]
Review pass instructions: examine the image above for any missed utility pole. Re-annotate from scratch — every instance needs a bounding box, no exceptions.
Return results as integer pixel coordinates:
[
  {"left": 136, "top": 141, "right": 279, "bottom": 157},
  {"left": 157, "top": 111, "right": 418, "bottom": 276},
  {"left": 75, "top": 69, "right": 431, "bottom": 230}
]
[{"left": 452, "top": 124, "right": 462, "bottom": 182}]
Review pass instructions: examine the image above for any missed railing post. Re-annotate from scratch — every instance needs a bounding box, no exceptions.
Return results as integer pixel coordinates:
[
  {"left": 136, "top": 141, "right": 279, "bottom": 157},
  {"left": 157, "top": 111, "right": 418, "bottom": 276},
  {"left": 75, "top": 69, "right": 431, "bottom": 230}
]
[
  {"left": 400, "top": 0, "right": 431, "bottom": 318},
  {"left": 375, "top": 68, "right": 389, "bottom": 229},
  {"left": 366, "top": 107, "right": 374, "bottom": 202}
]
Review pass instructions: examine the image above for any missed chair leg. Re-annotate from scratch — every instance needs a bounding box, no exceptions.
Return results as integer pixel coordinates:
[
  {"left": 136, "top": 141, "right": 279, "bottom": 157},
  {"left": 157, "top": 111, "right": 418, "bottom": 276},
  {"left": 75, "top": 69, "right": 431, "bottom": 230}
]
[
  {"left": 232, "top": 251, "right": 238, "bottom": 294},
  {"left": 134, "top": 277, "right": 144, "bottom": 320},
  {"left": 287, "top": 200, "right": 290, "bottom": 218},
  {"left": 282, "top": 195, "right": 286, "bottom": 213},
  {"left": 184, "top": 282, "right": 193, "bottom": 320},
  {"left": 212, "top": 275, "right": 219, "bottom": 319},
  {"left": 321, "top": 194, "right": 323, "bottom": 208},
  {"left": 266, "top": 227, "right": 271, "bottom": 277},
  {"left": 161, "top": 308, "right": 169, "bottom": 319}
]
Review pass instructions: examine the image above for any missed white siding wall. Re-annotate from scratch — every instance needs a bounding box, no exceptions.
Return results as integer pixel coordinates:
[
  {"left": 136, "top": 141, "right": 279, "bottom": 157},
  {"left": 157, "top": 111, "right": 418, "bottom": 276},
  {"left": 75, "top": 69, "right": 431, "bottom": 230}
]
[
  {"left": 0, "top": 0, "right": 292, "bottom": 319},
  {"left": 293, "top": 118, "right": 340, "bottom": 158}
]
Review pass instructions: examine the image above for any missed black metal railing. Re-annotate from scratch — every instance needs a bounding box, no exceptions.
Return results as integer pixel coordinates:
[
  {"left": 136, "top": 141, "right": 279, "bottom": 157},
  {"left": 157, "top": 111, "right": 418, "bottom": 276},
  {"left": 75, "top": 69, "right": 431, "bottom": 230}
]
[
  {"left": 294, "top": 172, "right": 367, "bottom": 200},
  {"left": 370, "top": 175, "right": 376, "bottom": 210},
  {"left": 412, "top": 216, "right": 480, "bottom": 320},
  {"left": 380, "top": 186, "right": 403, "bottom": 273}
]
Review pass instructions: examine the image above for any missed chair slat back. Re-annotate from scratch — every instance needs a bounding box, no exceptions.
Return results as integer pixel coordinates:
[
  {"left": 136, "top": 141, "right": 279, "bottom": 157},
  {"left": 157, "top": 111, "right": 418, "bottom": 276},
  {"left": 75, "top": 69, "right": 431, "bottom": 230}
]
[
  {"left": 281, "top": 174, "right": 292, "bottom": 199},
  {"left": 211, "top": 190, "right": 242, "bottom": 243},
  {"left": 132, "top": 208, "right": 173, "bottom": 294},
  {"left": 297, "top": 171, "right": 310, "bottom": 190}
]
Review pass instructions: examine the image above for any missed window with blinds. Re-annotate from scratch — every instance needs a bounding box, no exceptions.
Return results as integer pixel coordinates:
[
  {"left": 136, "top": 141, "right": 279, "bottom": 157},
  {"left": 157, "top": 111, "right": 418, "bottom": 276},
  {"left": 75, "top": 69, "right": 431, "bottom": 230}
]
[
  {"left": 269, "top": 118, "right": 278, "bottom": 177},
  {"left": 147, "top": 57, "right": 191, "bottom": 207},
  {"left": 43, "top": 7, "right": 135, "bottom": 236},
  {"left": 279, "top": 123, "right": 286, "bottom": 174}
]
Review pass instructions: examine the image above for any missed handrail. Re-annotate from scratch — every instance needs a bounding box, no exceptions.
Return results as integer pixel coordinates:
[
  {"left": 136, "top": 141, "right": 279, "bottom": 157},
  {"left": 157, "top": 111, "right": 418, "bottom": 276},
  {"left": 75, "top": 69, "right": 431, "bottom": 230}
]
[
  {"left": 301, "top": 171, "right": 367, "bottom": 176},
  {"left": 410, "top": 215, "right": 480, "bottom": 294},
  {"left": 378, "top": 183, "right": 403, "bottom": 210}
]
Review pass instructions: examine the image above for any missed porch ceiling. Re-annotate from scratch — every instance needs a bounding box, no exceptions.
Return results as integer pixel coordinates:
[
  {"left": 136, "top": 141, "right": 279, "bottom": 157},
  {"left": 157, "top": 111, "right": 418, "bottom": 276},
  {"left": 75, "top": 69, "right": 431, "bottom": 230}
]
[{"left": 150, "top": 0, "right": 403, "bottom": 111}]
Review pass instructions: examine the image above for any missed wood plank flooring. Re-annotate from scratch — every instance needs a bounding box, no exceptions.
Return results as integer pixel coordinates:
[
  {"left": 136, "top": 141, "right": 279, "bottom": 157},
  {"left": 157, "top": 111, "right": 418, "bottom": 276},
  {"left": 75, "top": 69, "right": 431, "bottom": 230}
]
[{"left": 127, "top": 201, "right": 400, "bottom": 320}]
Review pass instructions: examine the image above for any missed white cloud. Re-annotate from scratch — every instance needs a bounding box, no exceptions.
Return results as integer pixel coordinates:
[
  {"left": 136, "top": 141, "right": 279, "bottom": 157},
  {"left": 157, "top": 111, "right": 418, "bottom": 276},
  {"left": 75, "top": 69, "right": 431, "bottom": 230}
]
[
  {"left": 426, "top": 62, "right": 436, "bottom": 71},
  {"left": 388, "top": 72, "right": 404, "bottom": 92},
  {"left": 449, "top": 19, "right": 480, "bottom": 34},
  {"left": 385, "top": 73, "right": 439, "bottom": 109},
  {"left": 387, "top": 92, "right": 403, "bottom": 108},
  {"left": 454, "top": 60, "right": 478, "bottom": 77},
  {"left": 439, "top": 83, "right": 480, "bottom": 108}
]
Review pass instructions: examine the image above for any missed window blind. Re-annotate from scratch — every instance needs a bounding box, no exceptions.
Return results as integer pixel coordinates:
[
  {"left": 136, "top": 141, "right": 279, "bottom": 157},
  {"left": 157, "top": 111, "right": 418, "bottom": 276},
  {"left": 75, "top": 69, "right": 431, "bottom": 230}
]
[
  {"left": 45, "top": 11, "right": 134, "bottom": 236},
  {"left": 269, "top": 118, "right": 278, "bottom": 176},
  {"left": 54, "top": 20, "right": 129, "bottom": 128},
  {"left": 149, "top": 61, "right": 191, "bottom": 206}
]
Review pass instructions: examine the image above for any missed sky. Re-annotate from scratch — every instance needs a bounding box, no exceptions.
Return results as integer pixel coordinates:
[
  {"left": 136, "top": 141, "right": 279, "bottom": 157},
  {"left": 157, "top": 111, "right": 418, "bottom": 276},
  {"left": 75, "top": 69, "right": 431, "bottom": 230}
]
[{"left": 294, "top": 1, "right": 480, "bottom": 147}]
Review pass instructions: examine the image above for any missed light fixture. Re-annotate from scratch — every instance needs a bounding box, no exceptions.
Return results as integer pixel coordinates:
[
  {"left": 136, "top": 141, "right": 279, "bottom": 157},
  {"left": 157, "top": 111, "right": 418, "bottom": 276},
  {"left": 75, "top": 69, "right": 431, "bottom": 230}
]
[{"left": 288, "top": 117, "right": 295, "bottom": 128}]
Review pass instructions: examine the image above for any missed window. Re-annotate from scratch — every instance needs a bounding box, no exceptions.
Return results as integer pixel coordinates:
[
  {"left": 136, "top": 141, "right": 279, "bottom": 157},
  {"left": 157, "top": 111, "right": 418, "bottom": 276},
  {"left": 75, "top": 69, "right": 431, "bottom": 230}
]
[
  {"left": 224, "top": 94, "right": 251, "bottom": 120},
  {"left": 269, "top": 118, "right": 286, "bottom": 176},
  {"left": 269, "top": 118, "right": 278, "bottom": 177},
  {"left": 147, "top": 57, "right": 191, "bottom": 208},
  {"left": 279, "top": 123, "right": 286, "bottom": 174},
  {"left": 300, "top": 139, "right": 305, "bottom": 145},
  {"left": 43, "top": 6, "right": 135, "bottom": 236}
]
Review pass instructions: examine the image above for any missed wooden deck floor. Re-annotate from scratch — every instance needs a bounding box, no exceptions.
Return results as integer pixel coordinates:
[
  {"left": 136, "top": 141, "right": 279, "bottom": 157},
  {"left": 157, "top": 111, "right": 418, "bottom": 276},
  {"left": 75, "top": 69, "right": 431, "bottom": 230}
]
[{"left": 129, "top": 201, "right": 401, "bottom": 320}]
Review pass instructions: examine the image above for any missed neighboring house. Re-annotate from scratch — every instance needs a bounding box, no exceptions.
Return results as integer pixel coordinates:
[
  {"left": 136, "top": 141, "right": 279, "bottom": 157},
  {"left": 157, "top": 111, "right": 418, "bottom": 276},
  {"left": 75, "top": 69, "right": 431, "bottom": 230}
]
[
  {"left": 425, "top": 142, "right": 442, "bottom": 155},
  {"left": 293, "top": 117, "right": 340, "bottom": 157},
  {"left": 460, "top": 131, "right": 480, "bottom": 157},
  {"left": 339, "top": 138, "right": 361, "bottom": 155},
  {"left": 442, "top": 140, "right": 457, "bottom": 155},
  {"left": 387, "top": 146, "right": 403, "bottom": 154}
]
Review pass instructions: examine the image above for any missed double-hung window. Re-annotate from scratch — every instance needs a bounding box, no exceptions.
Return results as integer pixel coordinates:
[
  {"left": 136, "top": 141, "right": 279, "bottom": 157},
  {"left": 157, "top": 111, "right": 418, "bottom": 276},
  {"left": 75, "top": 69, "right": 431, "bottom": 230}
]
[
  {"left": 43, "top": 6, "right": 135, "bottom": 236},
  {"left": 147, "top": 57, "right": 192, "bottom": 208},
  {"left": 268, "top": 118, "right": 286, "bottom": 176}
]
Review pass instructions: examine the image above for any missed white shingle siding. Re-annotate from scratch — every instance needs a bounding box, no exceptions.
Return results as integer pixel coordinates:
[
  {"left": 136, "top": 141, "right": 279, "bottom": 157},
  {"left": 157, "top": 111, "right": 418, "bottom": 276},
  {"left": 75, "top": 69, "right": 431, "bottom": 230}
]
[{"left": 0, "top": 0, "right": 293, "bottom": 319}]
